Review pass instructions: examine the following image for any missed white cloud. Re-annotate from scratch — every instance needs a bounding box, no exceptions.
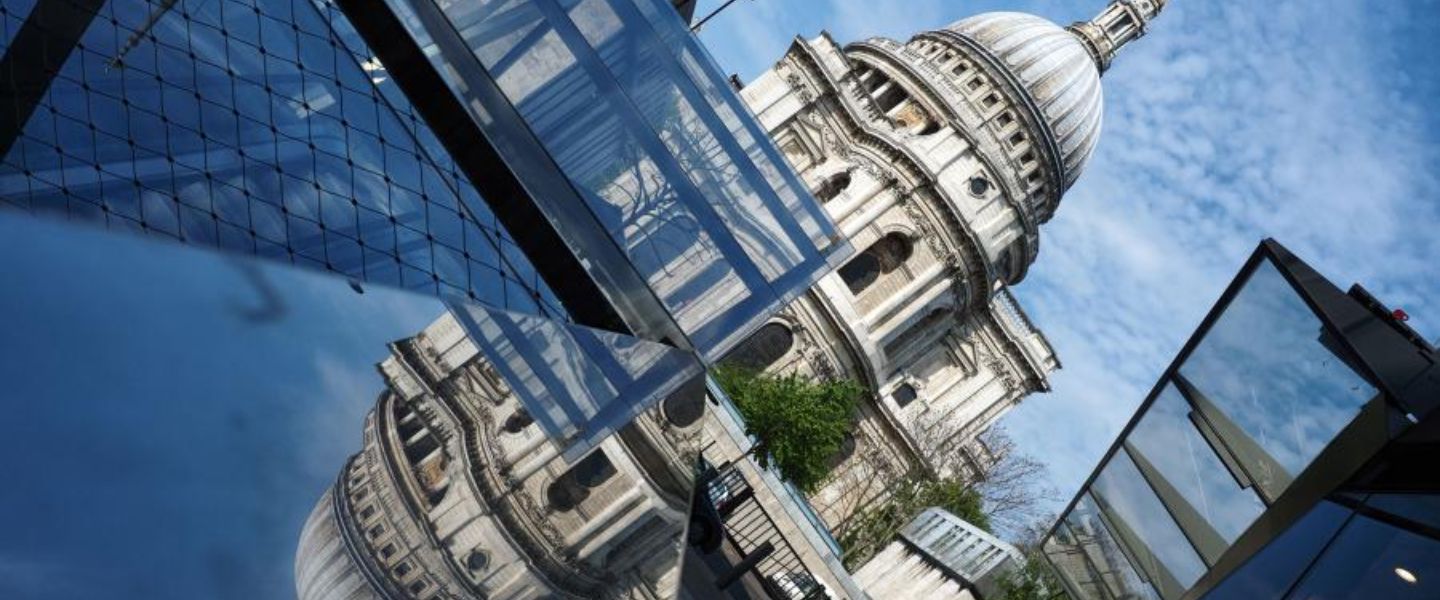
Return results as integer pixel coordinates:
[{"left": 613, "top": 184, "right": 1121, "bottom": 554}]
[
  {"left": 697, "top": 0, "right": 1440, "bottom": 521},
  {"left": 1003, "top": 0, "right": 1440, "bottom": 508}
]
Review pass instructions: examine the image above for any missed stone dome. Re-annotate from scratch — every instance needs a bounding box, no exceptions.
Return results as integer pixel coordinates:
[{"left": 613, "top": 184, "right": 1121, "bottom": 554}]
[{"left": 944, "top": 12, "right": 1103, "bottom": 190}]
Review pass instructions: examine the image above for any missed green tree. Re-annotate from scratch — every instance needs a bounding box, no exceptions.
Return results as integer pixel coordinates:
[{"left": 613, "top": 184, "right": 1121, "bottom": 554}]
[
  {"left": 837, "top": 475, "right": 990, "bottom": 569},
  {"left": 712, "top": 366, "right": 862, "bottom": 493},
  {"left": 995, "top": 549, "right": 1064, "bottom": 599}
]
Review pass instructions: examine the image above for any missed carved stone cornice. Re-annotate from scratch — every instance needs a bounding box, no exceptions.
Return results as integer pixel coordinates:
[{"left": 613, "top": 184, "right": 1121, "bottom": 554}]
[
  {"left": 783, "top": 39, "right": 996, "bottom": 304},
  {"left": 844, "top": 38, "right": 1044, "bottom": 251},
  {"left": 434, "top": 364, "right": 612, "bottom": 598}
]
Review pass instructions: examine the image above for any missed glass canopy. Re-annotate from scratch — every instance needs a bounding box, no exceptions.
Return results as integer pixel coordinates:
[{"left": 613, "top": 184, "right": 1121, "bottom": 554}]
[
  {"left": 1042, "top": 245, "right": 1384, "bottom": 600},
  {"left": 375, "top": 0, "right": 850, "bottom": 360}
]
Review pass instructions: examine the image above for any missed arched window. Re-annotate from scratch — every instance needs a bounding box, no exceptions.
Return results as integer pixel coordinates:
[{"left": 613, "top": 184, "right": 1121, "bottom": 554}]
[
  {"left": 502, "top": 409, "right": 533, "bottom": 434},
  {"left": 662, "top": 375, "right": 707, "bottom": 428},
  {"left": 892, "top": 383, "right": 918, "bottom": 408},
  {"left": 814, "top": 171, "right": 851, "bottom": 204},
  {"left": 546, "top": 450, "right": 617, "bottom": 511},
  {"left": 723, "top": 322, "right": 794, "bottom": 370},
  {"left": 571, "top": 450, "right": 617, "bottom": 488},
  {"left": 840, "top": 232, "right": 914, "bottom": 294}
]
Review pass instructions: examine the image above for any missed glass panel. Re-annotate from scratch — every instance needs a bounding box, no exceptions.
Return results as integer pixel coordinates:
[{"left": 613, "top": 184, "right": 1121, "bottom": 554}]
[
  {"left": 1178, "top": 260, "right": 1377, "bottom": 499},
  {"left": 1059, "top": 494, "right": 1162, "bottom": 600},
  {"left": 1045, "top": 529, "right": 1104, "bottom": 600},
  {"left": 0, "top": 0, "right": 567, "bottom": 318},
  {"left": 1204, "top": 501, "right": 1352, "bottom": 600},
  {"left": 391, "top": 0, "right": 849, "bottom": 359},
  {"left": 628, "top": 0, "right": 837, "bottom": 256},
  {"left": 1366, "top": 494, "right": 1440, "bottom": 532},
  {"left": 1127, "top": 384, "right": 1266, "bottom": 545},
  {"left": 1287, "top": 512, "right": 1440, "bottom": 599},
  {"left": 0, "top": 215, "right": 701, "bottom": 599},
  {"left": 1092, "top": 450, "right": 1209, "bottom": 597}
]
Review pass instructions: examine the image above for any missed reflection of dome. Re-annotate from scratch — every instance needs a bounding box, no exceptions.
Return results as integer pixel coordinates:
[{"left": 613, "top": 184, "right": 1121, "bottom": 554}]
[{"left": 945, "top": 13, "right": 1103, "bottom": 189}]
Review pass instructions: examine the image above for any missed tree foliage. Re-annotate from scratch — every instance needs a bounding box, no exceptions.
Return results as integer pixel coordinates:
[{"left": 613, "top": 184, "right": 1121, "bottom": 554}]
[
  {"left": 995, "top": 519, "right": 1065, "bottom": 600},
  {"left": 713, "top": 366, "right": 862, "bottom": 493},
  {"left": 833, "top": 426, "right": 1057, "bottom": 569},
  {"left": 995, "top": 552, "right": 1064, "bottom": 600},
  {"left": 972, "top": 427, "right": 1060, "bottom": 535},
  {"left": 837, "top": 474, "right": 990, "bottom": 569}
]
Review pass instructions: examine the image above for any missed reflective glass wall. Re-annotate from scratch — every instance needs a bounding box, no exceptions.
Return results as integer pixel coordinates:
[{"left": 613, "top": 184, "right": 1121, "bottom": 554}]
[
  {"left": 378, "top": 0, "right": 850, "bottom": 359},
  {"left": 1204, "top": 495, "right": 1440, "bottom": 600},
  {"left": 0, "top": 212, "right": 704, "bottom": 599},
  {"left": 1042, "top": 244, "right": 1395, "bottom": 600},
  {"left": 0, "top": 0, "right": 566, "bottom": 316}
]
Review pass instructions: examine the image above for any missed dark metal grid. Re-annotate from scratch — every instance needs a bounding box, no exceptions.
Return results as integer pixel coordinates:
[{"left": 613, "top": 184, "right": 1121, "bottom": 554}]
[{"left": 0, "top": 0, "right": 566, "bottom": 317}]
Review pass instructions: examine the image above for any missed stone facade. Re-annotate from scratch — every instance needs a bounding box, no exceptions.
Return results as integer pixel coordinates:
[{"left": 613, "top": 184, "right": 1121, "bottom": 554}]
[
  {"left": 726, "top": 0, "right": 1164, "bottom": 531},
  {"left": 295, "top": 312, "right": 703, "bottom": 599}
]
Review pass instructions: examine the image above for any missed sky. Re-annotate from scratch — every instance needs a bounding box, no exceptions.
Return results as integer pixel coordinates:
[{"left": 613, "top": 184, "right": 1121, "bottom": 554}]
[
  {"left": 0, "top": 215, "right": 445, "bottom": 598},
  {"left": 0, "top": 213, "right": 697, "bottom": 597},
  {"left": 693, "top": 0, "right": 1440, "bottom": 517}
]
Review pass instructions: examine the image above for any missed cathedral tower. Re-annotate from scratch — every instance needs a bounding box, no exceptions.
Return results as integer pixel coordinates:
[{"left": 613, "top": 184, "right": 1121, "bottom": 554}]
[{"left": 726, "top": 1, "right": 1164, "bottom": 529}]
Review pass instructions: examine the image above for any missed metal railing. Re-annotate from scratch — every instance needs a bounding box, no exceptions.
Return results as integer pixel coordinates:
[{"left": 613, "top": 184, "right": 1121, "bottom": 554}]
[{"left": 704, "top": 461, "right": 832, "bottom": 600}]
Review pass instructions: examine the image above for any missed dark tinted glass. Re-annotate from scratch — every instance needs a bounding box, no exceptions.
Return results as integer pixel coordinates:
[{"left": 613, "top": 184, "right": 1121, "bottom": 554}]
[
  {"left": 1287, "top": 512, "right": 1440, "bottom": 599},
  {"left": 1203, "top": 501, "right": 1351, "bottom": 600},
  {"left": 0, "top": 214, "right": 701, "bottom": 599}
]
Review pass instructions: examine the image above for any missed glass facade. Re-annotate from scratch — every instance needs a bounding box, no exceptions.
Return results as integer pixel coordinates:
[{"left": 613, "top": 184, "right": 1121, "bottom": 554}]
[
  {"left": 0, "top": 0, "right": 853, "bottom": 597},
  {"left": 1042, "top": 241, "right": 1439, "bottom": 600},
  {"left": 0, "top": 0, "right": 565, "bottom": 316},
  {"left": 0, "top": 212, "right": 704, "bottom": 598},
  {"left": 379, "top": 0, "right": 849, "bottom": 359},
  {"left": 0, "top": 0, "right": 848, "bottom": 361},
  {"left": 1208, "top": 495, "right": 1440, "bottom": 600}
]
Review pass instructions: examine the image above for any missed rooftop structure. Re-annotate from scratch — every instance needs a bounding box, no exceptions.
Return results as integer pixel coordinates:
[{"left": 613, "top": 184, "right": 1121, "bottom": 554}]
[
  {"left": 854, "top": 508, "right": 1024, "bottom": 599},
  {"left": 1042, "top": 239, "right": 1440, "bottom": 600}
]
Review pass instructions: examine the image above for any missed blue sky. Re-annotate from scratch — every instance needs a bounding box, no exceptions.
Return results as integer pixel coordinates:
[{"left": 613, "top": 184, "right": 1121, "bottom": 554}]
[{"left": 694, "top": 0, "right": 1440, "bottom": 516}]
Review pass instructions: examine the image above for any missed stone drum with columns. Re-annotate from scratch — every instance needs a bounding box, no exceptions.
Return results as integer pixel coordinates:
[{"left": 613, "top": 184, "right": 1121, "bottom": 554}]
[{"left": 726, "top": 0, "right": 1164, "bottom": 531}]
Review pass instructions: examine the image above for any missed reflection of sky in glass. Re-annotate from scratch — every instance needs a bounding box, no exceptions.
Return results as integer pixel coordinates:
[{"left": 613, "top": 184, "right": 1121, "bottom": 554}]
[
  {"left": 428, "top": 0, "right": 846, "bottom": 357},
  {"left": 0, "top": 215, "right": 697, "bottom": 597},
  {"left": 1288, "top": 513, "right": 1440, "bottom": 600},
  {"left": 1203, "top": 501, "right": 1350, "bottom": 600},
  {"left": 0, "top": 0, "right": 564, "bottom": 316},
  {"left": 1127, "top": 385, "right": 1265, "bottom": 542},
  {"left": 0, "top": 217, "right": 444, "bottom": 598},
  {"left": 1092, "top": 450, "right": 1208, "bottom": 593},
  {"left": 1064, "top": 494, "right": 1161, "bottom": 600},
  {"left": 1179, "top": 260, "right": 1376, "bottom": 482}
]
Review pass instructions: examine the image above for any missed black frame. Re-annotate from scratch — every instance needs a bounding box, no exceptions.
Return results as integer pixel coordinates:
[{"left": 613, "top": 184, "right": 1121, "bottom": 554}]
[
  {"left": 334, "top": 0, "right": 689, "bottom": 347},
  {"left": 1042, "top": 238, "right": 1439, "bottom": 600}
]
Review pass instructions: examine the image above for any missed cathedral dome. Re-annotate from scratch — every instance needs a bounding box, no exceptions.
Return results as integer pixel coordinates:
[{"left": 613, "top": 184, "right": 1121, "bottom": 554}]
[{"left": 943, "top": 12, "right": 1103, "bottom": 190}]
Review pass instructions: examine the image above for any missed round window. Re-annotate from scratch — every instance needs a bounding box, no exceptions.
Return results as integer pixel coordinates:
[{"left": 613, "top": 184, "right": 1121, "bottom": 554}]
[
  {"left": 466, "top": 550, "right": 490, "bottom": 572},
  {"left": 968, "top": 177, "right": 990, "bottom": 197}
]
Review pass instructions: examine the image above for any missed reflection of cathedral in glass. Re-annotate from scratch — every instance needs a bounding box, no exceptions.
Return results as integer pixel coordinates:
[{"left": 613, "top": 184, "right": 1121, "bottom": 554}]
[{"left": 295, "top": 312, "right": 701, "bottom": 599}]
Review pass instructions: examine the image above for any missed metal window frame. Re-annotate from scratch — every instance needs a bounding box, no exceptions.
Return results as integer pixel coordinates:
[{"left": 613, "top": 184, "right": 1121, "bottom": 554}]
[
  {"left": 334, "top": 0, "right": 688, "bottom": 347},
  {"left": 1042, "top": 238, "right": 1438, "bottom": 600},
  {"left": 0, "top": 0, "right": 107, "bottom": 158}
]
